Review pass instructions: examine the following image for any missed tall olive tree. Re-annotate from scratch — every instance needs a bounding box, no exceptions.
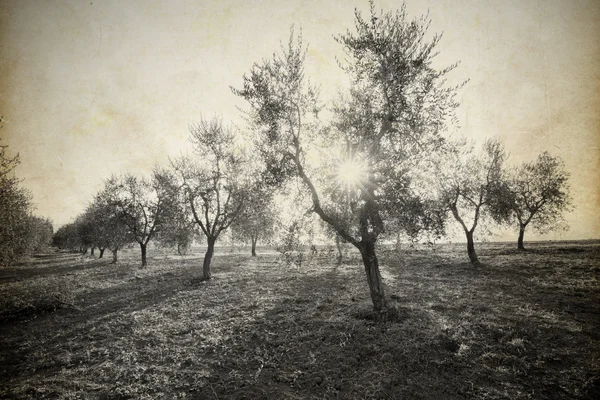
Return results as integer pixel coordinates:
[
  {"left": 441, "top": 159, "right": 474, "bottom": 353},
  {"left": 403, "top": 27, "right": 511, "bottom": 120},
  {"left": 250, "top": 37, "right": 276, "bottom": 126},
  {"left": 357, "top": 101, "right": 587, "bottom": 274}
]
[
  {"left": 172, "top": 117, "right": 250, "bottom": 280},
  {"left": 508, "top": 152, "right": 572, "bottom": 249},
  {"left": 234, "top": 3, "right": 462, "bottom": 314}
]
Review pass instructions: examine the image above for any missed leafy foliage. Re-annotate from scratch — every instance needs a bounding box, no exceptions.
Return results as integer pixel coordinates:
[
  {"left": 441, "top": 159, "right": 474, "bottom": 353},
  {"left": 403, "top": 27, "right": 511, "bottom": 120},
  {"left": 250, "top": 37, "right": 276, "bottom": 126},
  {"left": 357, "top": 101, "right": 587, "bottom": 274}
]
[
  {"left": 172, "top": 117, "right": 252, "bottom": 278},
  {"left": 231, "top": 188, "right": 277, "bottom": 255},
  {"left": 98, "top": 170, "right": 179, "bottom": 266},
  {"left": 0, "top": 126, "right": 53, "bottom": 265},
  {"left": 436, "top": 139, "right": 511, "bottom": 264},
  {"left": 509, "top": 152, "right": 573, "bottom": 232}
]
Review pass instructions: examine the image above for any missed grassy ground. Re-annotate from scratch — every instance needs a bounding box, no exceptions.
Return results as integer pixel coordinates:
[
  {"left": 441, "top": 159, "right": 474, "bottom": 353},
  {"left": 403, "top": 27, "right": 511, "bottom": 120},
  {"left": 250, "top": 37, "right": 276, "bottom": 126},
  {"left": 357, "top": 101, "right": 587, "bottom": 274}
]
[{"left": 0, "top": 241, "right": 598, "bottom": 399}]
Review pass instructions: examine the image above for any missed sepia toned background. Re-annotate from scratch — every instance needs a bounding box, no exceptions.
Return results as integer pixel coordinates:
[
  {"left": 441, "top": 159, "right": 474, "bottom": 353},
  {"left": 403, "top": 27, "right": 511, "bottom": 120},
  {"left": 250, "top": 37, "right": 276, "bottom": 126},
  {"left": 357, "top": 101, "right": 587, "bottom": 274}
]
[{"left": 1, "top": 0, "right": 598, "bottom": 241}]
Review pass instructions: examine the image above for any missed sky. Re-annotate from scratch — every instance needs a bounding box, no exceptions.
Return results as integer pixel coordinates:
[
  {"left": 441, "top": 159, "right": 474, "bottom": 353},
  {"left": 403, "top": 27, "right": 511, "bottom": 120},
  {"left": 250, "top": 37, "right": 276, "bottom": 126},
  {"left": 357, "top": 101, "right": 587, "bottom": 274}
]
[{"left": 1, "top": 0, "right": 599, "bottom": 242}]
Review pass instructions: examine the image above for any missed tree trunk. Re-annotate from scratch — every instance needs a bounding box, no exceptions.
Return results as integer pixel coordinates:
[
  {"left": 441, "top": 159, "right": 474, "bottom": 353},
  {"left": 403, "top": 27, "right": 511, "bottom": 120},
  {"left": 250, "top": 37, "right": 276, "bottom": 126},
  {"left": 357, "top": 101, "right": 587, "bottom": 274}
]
[
  {"left": 91, "top": 246, "right": 96, "bottom": 256},
  {"left": 99, "top": 247, "right": 105, "bottom": 259},
  {"left": 359, "top": 241, "right": 387, "bottom": 313},
  {"left": 518, "top": 224, "right": 526, "bottom": 250},
  {"left": 335, "top": 235, "right": 343, "bottom": 265},
  {"left": 466, "top": 230, "right": 480, "bottom": 266},
  {"left": 111, "top": 249, "right": 118, "bottom": 264},
  {"left": 203, "top": 237, "right": 216, "bottom": 280},
  {"left": 251, "top": 236, "right": 257, "bottom": 257},
  {"left": 140, "top": 243, "right": 147, "bottom": 267}
]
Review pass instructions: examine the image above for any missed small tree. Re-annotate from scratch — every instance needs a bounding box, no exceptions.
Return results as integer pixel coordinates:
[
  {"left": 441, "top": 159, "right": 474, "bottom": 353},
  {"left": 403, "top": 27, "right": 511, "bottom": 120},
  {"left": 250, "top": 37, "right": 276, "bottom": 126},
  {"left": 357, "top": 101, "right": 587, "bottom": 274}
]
[
  {"left": 172, "top": 117, "right": 250, "bottom": 280},
  {"left": 53, "top": 222, "right": 82, "bottom": 252},
  {"left": 438, "top": 139, "right": 511, "bottom": 266},
  {"left": 86, "top": 195, "right": 133, "bottom": 263},
  {"left": 100, "top": 170, "right": 178, "bottom": 267},
  {"left": 508, "top": 152, "right": 572, "bottom": 249},
  {"left": 155, "top": 185, "right": 198, "bottom": 256},
  {"left": 75, "top": 213, "right": 95, "bottom": 254},
  {"left": 25, "top": 216, "right": 53, "bottom": 253},
  {"left": 231, "top": 188, "right": 277, "bottom": 256}
]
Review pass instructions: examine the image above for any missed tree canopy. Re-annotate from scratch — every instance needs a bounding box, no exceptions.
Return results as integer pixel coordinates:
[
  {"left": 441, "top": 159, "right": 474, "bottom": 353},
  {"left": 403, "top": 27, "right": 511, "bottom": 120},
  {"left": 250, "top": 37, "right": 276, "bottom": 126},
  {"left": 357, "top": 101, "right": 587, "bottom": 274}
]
[{"left": 234, "top": 2, "right": 463, "bottom": 313}]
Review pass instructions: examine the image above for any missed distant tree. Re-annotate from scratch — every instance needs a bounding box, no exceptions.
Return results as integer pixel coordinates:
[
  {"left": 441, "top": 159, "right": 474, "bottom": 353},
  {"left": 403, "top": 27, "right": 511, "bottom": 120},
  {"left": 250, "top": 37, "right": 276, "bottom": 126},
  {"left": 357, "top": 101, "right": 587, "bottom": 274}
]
[
  {"left": 75, "top": 213, "right": 95, "bottom": 254},
  {"left": 0, "top": 117, "right": 20, "bottom": 179},
  {"left": 155, "top": 180, "right": 198, "bottom": 256},
  {"left": 0, "top": 176, "right": 32, "bottom": 265},
  {"left": 507, "top": 152, "right": 572, "bottom": 249},
  {"left": 385, "top": 196, "right": 447, "bottom": 246},
  {"left": 233, "top": 3, "right": 462, "bottom": 314},
  {"left": 157, "top": 214, "right": 198, "bottom": 256},
  {"left": 100, "top": 170, "right": 178, "bottom": 267},
  {"left": 231, "top": 188, "right": 277, "bottom": 256},
  {"left": 438, "top": 139, "right": 511, "bottom": 266},
  {"left": 0, "top": 129, "right": 33, "bottom": 266},
  {"left": 53, "top": 222, "right": 81, "bottom": 251},
  {"left": 85, "top": 195, "right": 134, "bottom": 263},
  {"left": 172, "top": 117, "right": 250, "bottom": 279},
  {"left": 25, "top": 216, "right": 53, "bottom": 253}
]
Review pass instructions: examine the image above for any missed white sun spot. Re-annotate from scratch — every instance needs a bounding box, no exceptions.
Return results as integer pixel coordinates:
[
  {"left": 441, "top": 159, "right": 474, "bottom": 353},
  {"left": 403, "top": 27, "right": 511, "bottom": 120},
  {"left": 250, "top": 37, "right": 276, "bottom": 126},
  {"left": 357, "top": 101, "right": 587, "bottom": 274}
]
[{"left": 337, "top": 159, "right": 366, "bottom": 187}]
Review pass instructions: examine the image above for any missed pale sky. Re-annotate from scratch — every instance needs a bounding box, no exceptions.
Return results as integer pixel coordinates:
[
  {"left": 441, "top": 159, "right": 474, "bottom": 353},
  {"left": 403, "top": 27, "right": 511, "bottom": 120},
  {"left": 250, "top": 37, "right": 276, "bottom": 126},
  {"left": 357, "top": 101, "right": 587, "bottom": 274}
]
[{"left": 1, "top": 0, "right": 599, "bottom": 241}]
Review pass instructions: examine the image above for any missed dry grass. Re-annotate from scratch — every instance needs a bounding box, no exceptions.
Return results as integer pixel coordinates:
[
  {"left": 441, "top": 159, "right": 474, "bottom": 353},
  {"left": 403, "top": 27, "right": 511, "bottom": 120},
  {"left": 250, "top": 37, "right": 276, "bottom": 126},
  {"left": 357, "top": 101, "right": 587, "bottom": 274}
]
[{"left": 0, "top": 241, "right": 598, "bottom": 399}]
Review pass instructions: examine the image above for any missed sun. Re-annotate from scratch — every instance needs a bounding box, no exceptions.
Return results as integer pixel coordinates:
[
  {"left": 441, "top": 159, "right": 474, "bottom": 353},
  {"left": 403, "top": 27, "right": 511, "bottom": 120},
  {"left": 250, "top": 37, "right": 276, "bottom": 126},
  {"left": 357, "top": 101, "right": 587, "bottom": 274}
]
[{"left": 337, "top": 158, "right": 366, "bottom": 187}]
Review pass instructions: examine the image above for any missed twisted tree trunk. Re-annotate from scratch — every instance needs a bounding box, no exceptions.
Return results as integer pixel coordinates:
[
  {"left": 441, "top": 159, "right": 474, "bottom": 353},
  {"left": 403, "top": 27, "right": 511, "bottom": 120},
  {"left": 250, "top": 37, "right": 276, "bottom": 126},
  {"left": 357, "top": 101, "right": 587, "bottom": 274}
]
[
  {"left": 465, "top": 230, "right": 480, "bottom": 266},
  {"left": 517, "top": 224, "right": 526, "bottom": 250},
  {"left": 203, "top": 237, "right": 216, "bottom": 280},
  {"left": 140, "top": 243, "right": 147, "bottom": 267},
  {"left": 360, "top": 241, "right": 387, "bottom": 313},
  {"left": 251, "top": 235, "right": 257, "bottom": 257}
]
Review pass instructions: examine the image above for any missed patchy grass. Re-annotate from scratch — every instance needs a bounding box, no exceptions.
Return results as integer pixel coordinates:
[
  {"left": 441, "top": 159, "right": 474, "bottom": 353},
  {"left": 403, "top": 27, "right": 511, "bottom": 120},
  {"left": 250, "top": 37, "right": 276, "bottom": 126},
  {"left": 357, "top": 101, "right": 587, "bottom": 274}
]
[{"left": 0, "top": 242, "right": 598, "bottom": 399}]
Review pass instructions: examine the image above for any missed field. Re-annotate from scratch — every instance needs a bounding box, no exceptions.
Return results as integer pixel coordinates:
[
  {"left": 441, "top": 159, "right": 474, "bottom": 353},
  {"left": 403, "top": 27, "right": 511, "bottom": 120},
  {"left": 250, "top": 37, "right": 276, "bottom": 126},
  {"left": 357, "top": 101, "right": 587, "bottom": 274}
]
[{"left": 0, "top": 241, "right": 598, "bottom": 399}]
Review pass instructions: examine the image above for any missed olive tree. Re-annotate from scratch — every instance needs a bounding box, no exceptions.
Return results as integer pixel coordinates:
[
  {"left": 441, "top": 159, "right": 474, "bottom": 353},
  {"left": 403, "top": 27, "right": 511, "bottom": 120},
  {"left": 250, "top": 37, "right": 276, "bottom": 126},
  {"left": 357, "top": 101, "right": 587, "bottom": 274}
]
[
  {"left": 508, "top": 152, "right": 572, "bottom": 249},
  {"left": 52, "top": 222, "right": 81, "bottom": 251},
  {"left": 231, "top": 188, "right": 277, "bottom": 256},
  {"left": 233, "top": 3, "right": 462, "bottom": 314},
  {"left": 437, "top": 139, "right": 511, "bottom": 265},
  {"left": 172, "top": 117, "right": 250, "bottom": 280},
  {"left": 86, "top": 194, "right": 134, "bottom": 263},
  {"left": 99, "top": 170, "right": 178, "bottom": 267}
]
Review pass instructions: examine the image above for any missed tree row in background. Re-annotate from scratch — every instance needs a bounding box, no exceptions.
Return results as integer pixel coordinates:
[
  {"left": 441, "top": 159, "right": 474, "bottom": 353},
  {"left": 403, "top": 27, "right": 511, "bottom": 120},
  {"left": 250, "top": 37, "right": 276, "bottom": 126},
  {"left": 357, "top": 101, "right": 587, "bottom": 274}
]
[{"left": 0, "top": 118, "right": 54, "bottom": 266}]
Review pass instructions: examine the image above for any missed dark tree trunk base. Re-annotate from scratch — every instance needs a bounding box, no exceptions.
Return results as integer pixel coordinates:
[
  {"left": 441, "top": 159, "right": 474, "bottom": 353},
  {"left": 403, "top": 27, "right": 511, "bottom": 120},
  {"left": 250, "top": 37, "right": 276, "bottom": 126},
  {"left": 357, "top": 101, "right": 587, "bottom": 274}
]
[
  {"left": 518, "top": 225, "right": 526, "bottom": 250},
  {"left": 203, "top": 238, "right": 216, "bottom": 280},
  {"left": 111, "top": 249, "right": 118, "bottom": 264},
  {"left": 466, "top": 231, "right": 480, "bottom": 266},
  {"left": 359, "top": 241, "right": 388, "bottom": 313},
  {"left": 140, "top": 243, "right": 147, "bottom": 267}
]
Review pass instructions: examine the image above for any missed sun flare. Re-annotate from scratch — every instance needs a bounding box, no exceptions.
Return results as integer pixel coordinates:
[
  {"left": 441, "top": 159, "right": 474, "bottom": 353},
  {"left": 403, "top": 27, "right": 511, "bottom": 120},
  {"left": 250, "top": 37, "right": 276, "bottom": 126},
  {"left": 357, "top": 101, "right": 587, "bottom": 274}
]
[{"left": 337, "top": 159, "right": 366, "bottom": 187}]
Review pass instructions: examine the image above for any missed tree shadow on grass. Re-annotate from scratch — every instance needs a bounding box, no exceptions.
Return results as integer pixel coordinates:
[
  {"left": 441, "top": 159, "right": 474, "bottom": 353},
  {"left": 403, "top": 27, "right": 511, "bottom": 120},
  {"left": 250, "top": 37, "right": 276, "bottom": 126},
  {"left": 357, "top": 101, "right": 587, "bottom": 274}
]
[{"left": 182, "top": 265, "right": 473, "bottom": 400}]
